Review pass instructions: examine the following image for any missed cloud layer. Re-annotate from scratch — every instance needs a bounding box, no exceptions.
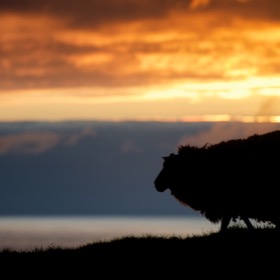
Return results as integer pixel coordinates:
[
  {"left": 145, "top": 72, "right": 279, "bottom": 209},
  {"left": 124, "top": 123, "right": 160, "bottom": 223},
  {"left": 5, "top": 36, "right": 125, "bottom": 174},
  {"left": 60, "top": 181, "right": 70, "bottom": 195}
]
[
  {"left": 1, "top": 0, "right": 280, "bottom": 90},
  {"left": 1, "top": 120, "right": 279, "bottom": 215},
  {"left": 1, "top": 0, "right": 280, "bottom": 121}
]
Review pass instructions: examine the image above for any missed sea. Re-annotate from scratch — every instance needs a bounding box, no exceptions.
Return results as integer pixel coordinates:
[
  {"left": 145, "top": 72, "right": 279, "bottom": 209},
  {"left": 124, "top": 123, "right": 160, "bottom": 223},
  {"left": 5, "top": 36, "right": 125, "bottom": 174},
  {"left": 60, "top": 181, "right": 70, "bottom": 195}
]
[{"left": 0, "top": 215, "right": 220, "bottom": 251}]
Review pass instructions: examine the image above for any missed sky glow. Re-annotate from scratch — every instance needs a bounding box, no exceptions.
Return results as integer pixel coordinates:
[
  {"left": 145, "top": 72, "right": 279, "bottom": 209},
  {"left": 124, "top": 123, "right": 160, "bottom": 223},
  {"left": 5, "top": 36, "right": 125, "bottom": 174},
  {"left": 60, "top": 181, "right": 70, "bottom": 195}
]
[{"left": 1, "top": 0, "right": 280, "bottom": 121}]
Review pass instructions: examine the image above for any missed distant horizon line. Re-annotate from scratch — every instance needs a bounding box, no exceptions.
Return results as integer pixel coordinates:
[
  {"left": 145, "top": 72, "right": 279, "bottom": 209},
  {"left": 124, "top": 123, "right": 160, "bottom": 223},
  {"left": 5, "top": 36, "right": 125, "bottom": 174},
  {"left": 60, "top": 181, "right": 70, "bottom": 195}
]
[{"left": 1, "top": 114, "right": 280, "bottom": 123}]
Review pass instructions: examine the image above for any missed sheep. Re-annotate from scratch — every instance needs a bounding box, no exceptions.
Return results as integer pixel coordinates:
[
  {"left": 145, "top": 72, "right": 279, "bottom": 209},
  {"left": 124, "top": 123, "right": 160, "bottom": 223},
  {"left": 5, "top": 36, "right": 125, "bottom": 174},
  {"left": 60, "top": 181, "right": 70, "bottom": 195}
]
[{"left": 154, "top": 130, "right": 280, "bottom": 231}]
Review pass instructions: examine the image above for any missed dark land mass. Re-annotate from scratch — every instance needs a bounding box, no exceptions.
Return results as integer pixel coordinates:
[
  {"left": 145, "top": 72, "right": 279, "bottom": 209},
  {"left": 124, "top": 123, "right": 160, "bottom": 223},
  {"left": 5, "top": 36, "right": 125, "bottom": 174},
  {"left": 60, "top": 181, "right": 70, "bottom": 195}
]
[{"left": 1, "top": 227, "right": 279, "bottom": 277}]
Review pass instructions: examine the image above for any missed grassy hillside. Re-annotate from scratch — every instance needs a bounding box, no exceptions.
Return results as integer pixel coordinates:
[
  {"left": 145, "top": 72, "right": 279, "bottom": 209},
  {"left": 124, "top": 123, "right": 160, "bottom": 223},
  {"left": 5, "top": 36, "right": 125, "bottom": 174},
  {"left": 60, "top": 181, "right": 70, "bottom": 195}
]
[{"left": 1, "top": 227, "right": 279, "bottom": 277}]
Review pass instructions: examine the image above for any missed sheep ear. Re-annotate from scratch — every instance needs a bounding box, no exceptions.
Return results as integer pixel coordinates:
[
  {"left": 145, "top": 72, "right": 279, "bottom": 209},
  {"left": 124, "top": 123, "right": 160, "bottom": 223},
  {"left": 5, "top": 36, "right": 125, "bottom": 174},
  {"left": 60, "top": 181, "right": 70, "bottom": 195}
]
[{"left": 162, "top": 153, "right": 175, "bottom": 160}]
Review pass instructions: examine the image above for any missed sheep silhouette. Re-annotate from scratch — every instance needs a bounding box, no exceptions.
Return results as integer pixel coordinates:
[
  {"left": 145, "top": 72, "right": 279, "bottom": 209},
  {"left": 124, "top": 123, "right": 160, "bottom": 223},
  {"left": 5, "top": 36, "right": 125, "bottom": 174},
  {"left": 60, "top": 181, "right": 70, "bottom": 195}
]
[{"left": 154, "top": 130, "right": 280, "bottom": 231}]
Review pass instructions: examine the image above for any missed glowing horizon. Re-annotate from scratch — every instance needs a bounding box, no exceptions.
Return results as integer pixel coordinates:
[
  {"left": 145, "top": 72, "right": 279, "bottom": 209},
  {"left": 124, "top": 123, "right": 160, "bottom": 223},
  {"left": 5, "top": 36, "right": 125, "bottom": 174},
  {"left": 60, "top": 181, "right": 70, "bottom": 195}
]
[{"left": 1, "top": 0, "right": 280, "bottom": 122}]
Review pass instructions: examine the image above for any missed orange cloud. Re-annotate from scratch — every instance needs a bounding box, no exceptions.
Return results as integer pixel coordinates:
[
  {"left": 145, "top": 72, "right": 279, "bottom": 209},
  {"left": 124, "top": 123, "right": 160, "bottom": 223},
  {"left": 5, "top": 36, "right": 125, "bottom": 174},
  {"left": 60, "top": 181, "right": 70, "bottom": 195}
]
[
  {"left": 1, "top": 0, "right": 280, "bottom": 91},
  {"left": 1, "top": 0, "right": 280, "bottom": 121},
  {"left": 190, "top": 0, "right": 211, "bottom": 10}
]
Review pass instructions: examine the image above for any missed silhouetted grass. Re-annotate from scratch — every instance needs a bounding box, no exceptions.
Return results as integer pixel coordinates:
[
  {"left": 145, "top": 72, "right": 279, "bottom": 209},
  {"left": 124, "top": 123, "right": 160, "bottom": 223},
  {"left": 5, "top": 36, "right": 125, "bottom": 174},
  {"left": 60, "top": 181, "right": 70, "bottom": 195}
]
[{"left": 1, "top": 226, "right": 279, "bottom": 276}]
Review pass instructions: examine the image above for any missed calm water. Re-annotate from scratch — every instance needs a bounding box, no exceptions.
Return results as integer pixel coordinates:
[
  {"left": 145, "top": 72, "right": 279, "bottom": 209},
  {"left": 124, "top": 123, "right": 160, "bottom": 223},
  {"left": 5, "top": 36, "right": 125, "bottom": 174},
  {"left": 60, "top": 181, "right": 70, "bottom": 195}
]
[{"left": 0, "top": 216, "right": 220, "bottom": 251}]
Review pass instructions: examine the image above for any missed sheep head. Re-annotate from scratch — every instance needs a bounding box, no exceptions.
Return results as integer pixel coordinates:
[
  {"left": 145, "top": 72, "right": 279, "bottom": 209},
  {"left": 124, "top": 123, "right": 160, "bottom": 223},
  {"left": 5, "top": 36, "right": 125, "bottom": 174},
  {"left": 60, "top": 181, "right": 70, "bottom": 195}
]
[{"left": 154, "top": 153, "right": 186, "bottom": 193}]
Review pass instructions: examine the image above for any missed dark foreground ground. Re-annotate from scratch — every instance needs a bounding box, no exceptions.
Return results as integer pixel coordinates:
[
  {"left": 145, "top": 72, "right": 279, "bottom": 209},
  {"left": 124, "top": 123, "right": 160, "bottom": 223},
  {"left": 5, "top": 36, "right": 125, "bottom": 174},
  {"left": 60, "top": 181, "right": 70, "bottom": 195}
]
[{"left": 1, "top": 227, "right": 280, "bottom": 277}]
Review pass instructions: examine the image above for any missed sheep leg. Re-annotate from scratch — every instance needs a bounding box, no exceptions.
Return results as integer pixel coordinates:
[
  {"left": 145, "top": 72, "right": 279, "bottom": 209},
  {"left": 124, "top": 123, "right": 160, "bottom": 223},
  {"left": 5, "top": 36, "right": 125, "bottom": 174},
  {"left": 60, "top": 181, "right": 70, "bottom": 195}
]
[
  {"left": 242, "top": 217, "right": 254, "bottom": 230},
  {"left": 220, "top": 216, "right": 231, "bottom": 231}
]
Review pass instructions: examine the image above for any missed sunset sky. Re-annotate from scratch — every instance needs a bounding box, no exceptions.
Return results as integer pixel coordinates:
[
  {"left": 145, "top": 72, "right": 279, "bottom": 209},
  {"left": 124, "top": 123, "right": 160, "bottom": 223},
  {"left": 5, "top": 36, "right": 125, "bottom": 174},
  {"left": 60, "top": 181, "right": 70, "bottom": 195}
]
[{"left": 1, "top": 0, "right": 280, "bottom": 122}]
